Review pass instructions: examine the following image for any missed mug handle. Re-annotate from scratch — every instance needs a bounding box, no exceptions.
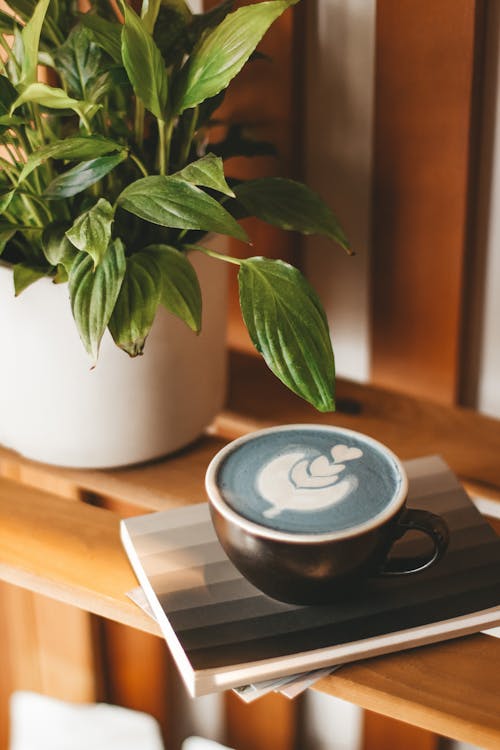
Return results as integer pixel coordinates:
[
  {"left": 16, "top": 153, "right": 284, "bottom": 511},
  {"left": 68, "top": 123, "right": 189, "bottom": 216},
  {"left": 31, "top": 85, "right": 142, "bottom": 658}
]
[{"left": 379, "top": 508, "right": 450, "bottom": 576}]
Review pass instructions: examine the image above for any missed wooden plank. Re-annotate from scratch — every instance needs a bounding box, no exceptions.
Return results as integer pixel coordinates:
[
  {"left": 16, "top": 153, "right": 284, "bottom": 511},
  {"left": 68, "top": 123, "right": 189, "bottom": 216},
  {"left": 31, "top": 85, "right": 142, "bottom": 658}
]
[
  {"left": 316, "top": 635, "right": 500, "bottom": 750},
  {"left": 371, "top": 0, "right": 485, "bottom": 404},
  {"left": 0, "top": 477, "right": 160, "bottom": 636},
  {"left": 0, "top": 584, "right": 101, "bottom": 750},
  {"left": 100, "top": 620, "right": 171, "bottom": 746},
  {"left": 224, "top": 691, "right": 299, "bottom": 750},
  {"left": 362, "top": 710, "right": 439, "bottom": 750}
]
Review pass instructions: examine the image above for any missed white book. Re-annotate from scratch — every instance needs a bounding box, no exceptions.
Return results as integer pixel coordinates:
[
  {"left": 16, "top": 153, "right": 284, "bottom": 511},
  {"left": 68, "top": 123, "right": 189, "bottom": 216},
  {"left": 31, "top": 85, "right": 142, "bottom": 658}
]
[{"left": 121, "top": 456, "right": 500, "bottom": 697}]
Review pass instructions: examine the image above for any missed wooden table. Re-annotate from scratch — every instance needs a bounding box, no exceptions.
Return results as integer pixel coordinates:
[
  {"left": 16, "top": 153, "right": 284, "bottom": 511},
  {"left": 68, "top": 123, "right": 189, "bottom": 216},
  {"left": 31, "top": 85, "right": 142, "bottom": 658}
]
[{"left": 1, "top": 351, "right": 499, "bottom": 749}]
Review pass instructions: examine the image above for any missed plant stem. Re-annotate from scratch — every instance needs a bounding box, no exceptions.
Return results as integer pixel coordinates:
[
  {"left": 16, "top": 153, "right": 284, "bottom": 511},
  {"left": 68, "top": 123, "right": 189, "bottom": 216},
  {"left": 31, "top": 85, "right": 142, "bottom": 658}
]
[
  {"left": 158, "top": 120, "right": 166, "bottom": 175},
  {"left": 158, "top": 119, "right": 173, "bottom": 176},
  {"left": 178, "top": 106, "right": 198, "bottom": 169},
  {"left": 130, "top": 152, "right": 149, "bottom": 178},
  {"left": 185, "top": 243, "right": 242, "bottom": 266},
  {"left": 134, "top": 100, "right": 145, "bottom": 150}
]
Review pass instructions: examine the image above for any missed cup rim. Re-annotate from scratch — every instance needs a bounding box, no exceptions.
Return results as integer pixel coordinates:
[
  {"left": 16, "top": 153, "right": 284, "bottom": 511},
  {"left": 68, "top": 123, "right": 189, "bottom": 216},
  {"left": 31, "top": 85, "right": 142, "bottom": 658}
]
[{"left": 205, "top": 424, "right": 409, "bottom": 543}]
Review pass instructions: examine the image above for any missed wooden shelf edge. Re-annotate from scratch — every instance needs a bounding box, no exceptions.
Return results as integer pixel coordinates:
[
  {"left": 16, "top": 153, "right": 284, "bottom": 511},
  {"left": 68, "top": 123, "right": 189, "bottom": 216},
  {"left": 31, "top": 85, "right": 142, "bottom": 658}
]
[{"left": 315, "top": 634, "right": 500, "bottom": 750}]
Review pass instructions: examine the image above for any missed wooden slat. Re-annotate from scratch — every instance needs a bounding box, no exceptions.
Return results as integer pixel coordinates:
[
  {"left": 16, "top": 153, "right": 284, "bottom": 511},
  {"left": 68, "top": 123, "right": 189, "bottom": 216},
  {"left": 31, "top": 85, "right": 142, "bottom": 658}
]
[
  {"left": 224, "top": 691, "right": 299, "bottom": 750},
  {"left": 316, "top": 635, "right": 500, "bottom": 750},
  {"left": 371, "top": 0, "right": 485, "bottom": 404},
  {"left": 0, "top": 477, "right": 159, "bottom": 636},
  {"left": 100, "top": 621, "right": 171, "bottom": 747},
  {"left": 363, "top": 710, "right": 439, "bottom": 750}
]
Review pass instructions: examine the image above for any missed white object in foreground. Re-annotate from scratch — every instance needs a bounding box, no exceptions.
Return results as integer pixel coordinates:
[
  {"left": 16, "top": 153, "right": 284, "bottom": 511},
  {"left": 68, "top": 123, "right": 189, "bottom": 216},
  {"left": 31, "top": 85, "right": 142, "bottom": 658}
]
[{"left": 9, "top": 692, "right": 165, "bottom": 750}]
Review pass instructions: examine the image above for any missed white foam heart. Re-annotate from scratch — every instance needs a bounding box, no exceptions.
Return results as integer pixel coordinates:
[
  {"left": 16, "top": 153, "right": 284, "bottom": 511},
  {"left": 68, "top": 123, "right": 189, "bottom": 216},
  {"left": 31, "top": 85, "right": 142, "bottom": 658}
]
[
  {"left": 309, "top": 456, "right": 345, "bottom": 477},
  {"left": 331, "top": 444, "right": 363, "bottom": 463}
]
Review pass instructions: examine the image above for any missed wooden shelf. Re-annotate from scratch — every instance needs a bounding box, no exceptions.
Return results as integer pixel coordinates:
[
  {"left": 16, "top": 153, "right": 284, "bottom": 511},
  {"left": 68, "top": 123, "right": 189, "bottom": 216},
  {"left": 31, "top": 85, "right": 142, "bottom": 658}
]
[{"left": 1, "top": 352, "right": 499, "bottom": 748}]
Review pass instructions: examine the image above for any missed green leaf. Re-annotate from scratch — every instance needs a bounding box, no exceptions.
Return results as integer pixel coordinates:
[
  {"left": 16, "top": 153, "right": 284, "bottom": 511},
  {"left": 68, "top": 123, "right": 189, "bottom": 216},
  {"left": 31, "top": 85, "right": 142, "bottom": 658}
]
[
  {"left": 234, "top": 177, "right": 350, "bottom": 252},
  {"left": 174, "top": 153, "right": 235, "bottom": 197},
  {"left": 238, "top": 257, "right": 335, "bottom": 412},
  {"left": 121, "top": 3, "right": 168, "bottom": 119},
  {"left": 20, "top": 0, "right": 50, "bottom": 86},
  {"left": 0, "top": 224, "right": 16, "bottom": 254},
  {"left": 41, "top": 223, "right": 78, "bottom": 269},
  {"left": 44, "top": 152, "right": 127, "bottom": 199},
  {"left": 117, "top": 176, "right": 247, "bottom": 241},
  {"left": 140, "top": 0, "right": 161, "bottom": 33},
  {"left": 10, "top": 83, "right": 99, "bottom": 121},
  {"left": 66, "top": 198, "right": 115, "bottom": 268},
  {"left": 108, "top": 251, "right": 161, "bottom": 356},
  {"left": 145, "top": 244, "right": 201, "bottom": 332},
  {"left": 178, "top": 0, "right": 296, "bottom": 113},
  {"left": 80, "top": 12, "right": 123, "bottom": 64},
  {"left": 53, "top": 26, "right": 103, "bottom": 100},
  {"left": 69, "top": 238, "right": 126, "bottom": 361},
  {"left": 0, "top": 191, "right": 15, "bottom": 213},
  {"left": 18, "top": 135, "right": 123, "bottom": 182},
  {"left": 13, "top": 262, "right": 47, "bottom": 295}
]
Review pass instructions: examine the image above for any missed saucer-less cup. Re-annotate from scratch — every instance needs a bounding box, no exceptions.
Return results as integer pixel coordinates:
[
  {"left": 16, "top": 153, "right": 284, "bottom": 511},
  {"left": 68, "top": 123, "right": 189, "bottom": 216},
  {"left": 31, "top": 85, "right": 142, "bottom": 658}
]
[{"left": 205, "top": 425, "right": 450, "bottom": 604}]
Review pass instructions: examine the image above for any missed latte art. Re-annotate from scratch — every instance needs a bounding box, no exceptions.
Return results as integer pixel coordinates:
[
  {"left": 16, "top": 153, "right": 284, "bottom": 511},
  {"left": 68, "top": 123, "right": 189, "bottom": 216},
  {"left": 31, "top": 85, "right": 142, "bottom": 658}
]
[
  {"left": 257, "top": 444, "right": 362, "bottom": 518},
  {"left": 213, "top": 426, "right": 403, "bottom": 535}
]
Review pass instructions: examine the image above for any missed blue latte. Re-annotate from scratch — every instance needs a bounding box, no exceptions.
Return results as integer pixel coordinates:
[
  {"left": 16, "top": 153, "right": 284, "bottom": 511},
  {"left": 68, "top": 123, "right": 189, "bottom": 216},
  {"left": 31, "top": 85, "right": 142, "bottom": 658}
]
[{"left": 215, "top": 426, "right": 404, "bottom": 535}]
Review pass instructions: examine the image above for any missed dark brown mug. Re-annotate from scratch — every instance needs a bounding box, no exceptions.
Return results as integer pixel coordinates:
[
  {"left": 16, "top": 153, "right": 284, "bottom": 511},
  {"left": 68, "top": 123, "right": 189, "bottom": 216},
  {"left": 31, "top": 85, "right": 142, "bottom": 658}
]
[{"left": 205, "top": 425, "right": 450, "bottom": 605}]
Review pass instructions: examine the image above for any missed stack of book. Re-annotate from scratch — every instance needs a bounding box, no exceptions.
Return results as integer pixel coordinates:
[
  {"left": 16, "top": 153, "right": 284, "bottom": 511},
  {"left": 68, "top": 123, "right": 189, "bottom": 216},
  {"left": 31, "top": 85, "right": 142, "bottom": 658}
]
[{"left": 121, "top": 456, "right": 500, "bottom": 700}]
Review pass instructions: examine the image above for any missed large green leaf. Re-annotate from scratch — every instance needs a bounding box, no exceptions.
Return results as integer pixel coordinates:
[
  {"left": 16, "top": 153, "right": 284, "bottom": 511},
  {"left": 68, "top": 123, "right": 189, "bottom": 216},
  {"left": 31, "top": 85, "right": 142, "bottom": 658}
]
[
  {"left": 44, "top": 152, "right": 127, "bottom": 199},
  {"left": 53, "top": 26, "right": 103, "bottom": 100},
  {"left": 121, "top": 3, "right": 168, "bottom": 119},
  {"left": 79, "top": 12, "right": 122, "bottom": 64},
  {"left": 69, "top": 238, "right": 126, "bottom": 361},
  {"left": 66, "top": 198, "right": 115, "bottom": 268},
  {"left": 13, "top": 262, "right": 47, "bottom": 295},
  {"left": 145, "top": 244, "right": 201, "bottom": 332},
  {"left": 18, "top": 135, "right": 123, "bottom": 182},
  {"left": 10, "top": 83, "right": 100, "bottom": 122},
  {"left": 177, "top": 0, "right": 296, "bottom": 113},
  {"left": 174, "top": 153, "right": 234, "bottom": 197},
  {"left": 234, "top": 178, "right": 350, "bottom": 252},
  {"left": 117, "top": 176, "right": 247, "bottom": 241},
  {"left": 41, "top": 223, "right": 78, "bottom": 269},
  {"left": 20, "top": 0, "right": 50, "bottom": 86},
  {"left": 108, "top": 251, "right": 162, "bottom": 356},
  {"left": 238, "top": 257, "right": 335, "bottom": 412}
]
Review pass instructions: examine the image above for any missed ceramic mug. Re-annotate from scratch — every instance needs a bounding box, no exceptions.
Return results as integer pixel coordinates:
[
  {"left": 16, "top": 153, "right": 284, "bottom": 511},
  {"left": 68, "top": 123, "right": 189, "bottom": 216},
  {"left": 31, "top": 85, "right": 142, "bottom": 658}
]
[{"left": 205, "top": 425, "right": 450, "bottom": 604}]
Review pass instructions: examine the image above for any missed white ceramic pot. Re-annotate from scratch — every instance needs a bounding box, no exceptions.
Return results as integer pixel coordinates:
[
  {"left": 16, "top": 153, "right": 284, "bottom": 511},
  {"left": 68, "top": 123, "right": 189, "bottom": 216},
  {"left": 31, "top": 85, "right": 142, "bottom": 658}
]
[{"left": 0, "top": 249, "right": 227, "bottom": 468}]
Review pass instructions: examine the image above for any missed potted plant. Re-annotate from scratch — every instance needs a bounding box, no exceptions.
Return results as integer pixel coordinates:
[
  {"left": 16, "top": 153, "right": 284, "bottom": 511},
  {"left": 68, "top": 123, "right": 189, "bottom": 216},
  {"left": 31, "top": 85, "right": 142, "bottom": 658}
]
[{"left": 0, "top": 0, "right": 350, "bottom": 468}]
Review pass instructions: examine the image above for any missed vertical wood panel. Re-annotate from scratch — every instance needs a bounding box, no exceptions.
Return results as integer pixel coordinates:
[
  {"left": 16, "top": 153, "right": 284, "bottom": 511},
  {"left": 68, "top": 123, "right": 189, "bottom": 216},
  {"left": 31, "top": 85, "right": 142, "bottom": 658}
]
[
  {"left": 371, "top": 0, "right": 485, "bottom": 404},
  {"left": 0, "top": 583, "right": 101, "bottom": 750},
  {"left": 363, "top": 709, "right": 439, "bottom": 750},
  {"left": 224, "top": 691, "right": 299, "bottom": 750},
  {"left": 100, "top": 621, "right": 171, "bottom": 746}
]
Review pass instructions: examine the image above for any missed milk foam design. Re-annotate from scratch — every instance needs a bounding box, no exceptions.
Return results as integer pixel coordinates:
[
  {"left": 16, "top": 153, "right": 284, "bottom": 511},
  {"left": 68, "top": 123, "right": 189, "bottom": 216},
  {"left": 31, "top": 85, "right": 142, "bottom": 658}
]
[{"left": 257, "top": 444, "right": 363, "bottom": 519}]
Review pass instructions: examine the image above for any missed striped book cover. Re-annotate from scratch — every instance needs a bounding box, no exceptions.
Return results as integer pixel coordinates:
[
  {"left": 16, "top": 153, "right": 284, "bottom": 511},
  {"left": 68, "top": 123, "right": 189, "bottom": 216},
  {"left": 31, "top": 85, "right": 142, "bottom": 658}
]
[{"left": 120, "top": 456, "right": 500, "bottom": 696}]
